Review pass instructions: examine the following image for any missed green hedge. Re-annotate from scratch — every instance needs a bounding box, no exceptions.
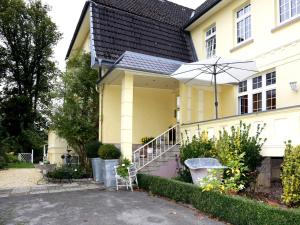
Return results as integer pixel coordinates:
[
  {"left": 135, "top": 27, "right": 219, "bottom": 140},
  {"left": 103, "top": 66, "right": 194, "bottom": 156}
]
[{"left": 137, "top": 174, "right": 300, "bottom": 225}]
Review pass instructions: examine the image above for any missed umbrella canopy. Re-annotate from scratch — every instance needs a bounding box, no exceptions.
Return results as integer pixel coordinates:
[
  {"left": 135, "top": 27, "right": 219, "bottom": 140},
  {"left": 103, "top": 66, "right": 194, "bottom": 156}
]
[{"left": 171, "top": 57, "right": 258, "bottom": 119}]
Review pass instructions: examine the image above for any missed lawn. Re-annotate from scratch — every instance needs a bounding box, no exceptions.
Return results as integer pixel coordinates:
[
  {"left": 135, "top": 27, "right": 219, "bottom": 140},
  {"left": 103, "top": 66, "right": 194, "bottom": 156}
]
[{"left": 6, "top": 162, "right": 35, "bottom": 169}]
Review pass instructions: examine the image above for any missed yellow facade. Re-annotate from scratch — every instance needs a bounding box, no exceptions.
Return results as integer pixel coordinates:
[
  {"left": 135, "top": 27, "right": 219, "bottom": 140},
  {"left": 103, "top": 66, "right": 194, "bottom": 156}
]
[
  {"left": 62, "top": 1, "right": 300, "bottom": 160},
  {"left": 180, "top": 0, "right": 300, "bottom": 157},
  {"left": 186, "top": 0, "right": 300, "bottom": 118},
  {"left": 47, "top": 131, "right": 77, "bottom": 165},
  {"left": 100, "top": 78, "right": 177, "bottom": 145}
]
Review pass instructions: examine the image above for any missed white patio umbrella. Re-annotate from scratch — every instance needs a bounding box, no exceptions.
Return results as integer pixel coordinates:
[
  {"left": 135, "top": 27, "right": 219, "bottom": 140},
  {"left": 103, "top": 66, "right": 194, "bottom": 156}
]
[{"left": 172, "top": 57, "right": 258, "bottom": 119}]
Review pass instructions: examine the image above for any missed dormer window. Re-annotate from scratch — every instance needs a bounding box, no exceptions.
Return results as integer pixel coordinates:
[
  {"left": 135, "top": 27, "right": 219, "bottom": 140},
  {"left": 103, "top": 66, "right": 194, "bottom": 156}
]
[
  {"left": 236, "top": 4, "right": 251, "bottom": 44},
  {"left": 205, "top": 25, "right": 216, "bottom": 58}
]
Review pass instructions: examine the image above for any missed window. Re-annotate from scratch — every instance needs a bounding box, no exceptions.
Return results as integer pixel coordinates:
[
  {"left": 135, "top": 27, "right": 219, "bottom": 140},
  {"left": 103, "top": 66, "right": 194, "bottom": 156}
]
[
  {"left": 252, "top": 76, "right": 262, "bottom": 89},
  {"left": 253, "top": 93, "right": 262, "bottom": 112},
  {"left": 266, "top": 89, "right": 276, "bottom": 110},
  {"left": 239, "top": 95, "right": 248, "bottom": 114},
  {"left": 279, "top": 0, "right": 300, "bottom": 23},
  {"left": 266, "top": 71, "right": 276, "bottom": 85},
  {"left": 236, "top": 4, "right": 251, "bottom": 44},
  {"left": 205, "top": 25, "right": 216, "bottom": 58},
  {"left": 239, "top": 80, "right": 247, "bottom": 92},
  {"left": 237, "top": 71, "right": 277, "bottom": 114}
]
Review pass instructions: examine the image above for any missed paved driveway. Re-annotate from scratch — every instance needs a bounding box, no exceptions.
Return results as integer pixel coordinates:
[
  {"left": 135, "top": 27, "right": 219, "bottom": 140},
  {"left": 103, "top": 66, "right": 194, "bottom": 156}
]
[{"left": 0, "top": 190, "right": 225, "bottom": 225}]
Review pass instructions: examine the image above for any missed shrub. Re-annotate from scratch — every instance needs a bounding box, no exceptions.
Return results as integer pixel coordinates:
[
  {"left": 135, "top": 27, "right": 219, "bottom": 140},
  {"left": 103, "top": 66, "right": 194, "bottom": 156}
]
[
  {"left": 117, "top": 158, "right": 131, "bottom": 178},
  {"left": 180, "top": 131, "right": 216, "bottom": 165},
  {"left": 215, "top": 122, "right": 265, "bottom": 190},
  {"left": 0, "top": 156, "right": 7, "bottom": 169},
  {"left": 98, "top": 144, "right": 121, "bottom": 160},
  {"left": 85, "top": 141, "right": 102, "bottom": 158},
  {"left": 141, "top": 137, "right": 154, "bottom": 145},
  {"left": 281, "top": 141, "right": 300, "bottom": 207},
  {"left": 46, "top": 165, "right": 87, "bottom": 180},
  {"left": 5, "top": 152, "right": 19, "bottom": 163},
  {"left": 174, "top": 168, "right": 193, "bottom": 183},
  {"left": 138, "top": 174, "right": 300, "bottom": 225}
]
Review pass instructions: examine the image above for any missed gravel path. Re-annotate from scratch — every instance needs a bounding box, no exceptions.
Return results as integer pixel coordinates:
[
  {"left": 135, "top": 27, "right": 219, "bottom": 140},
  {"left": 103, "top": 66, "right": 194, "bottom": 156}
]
[{"left": 0, "top": 168, "right": 42, "bottom": 189}]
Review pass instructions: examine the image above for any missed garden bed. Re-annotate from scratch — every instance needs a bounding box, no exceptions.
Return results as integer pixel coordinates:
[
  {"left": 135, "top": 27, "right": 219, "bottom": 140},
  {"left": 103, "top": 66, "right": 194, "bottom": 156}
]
[{"left": 137, "top": 174, "right": 300, "bottom": 225}]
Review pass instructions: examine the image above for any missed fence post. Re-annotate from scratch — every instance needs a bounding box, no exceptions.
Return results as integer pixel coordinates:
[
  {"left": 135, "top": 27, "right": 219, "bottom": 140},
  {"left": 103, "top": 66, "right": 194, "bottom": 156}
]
[{"left": 31, "top": 149, "right": 34, "bottom": 163}]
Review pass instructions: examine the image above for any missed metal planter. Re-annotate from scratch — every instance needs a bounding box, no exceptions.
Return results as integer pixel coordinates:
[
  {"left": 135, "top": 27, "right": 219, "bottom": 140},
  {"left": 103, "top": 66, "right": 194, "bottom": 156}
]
[
  {"left": 91, "top": 158, "right": 103, "bottom": 183},
  {"left": 102, "top": 159, "right": 119, "bottom": 188},
  {"left": 185, "top": 158, "right": 227, "bottom": 186}
]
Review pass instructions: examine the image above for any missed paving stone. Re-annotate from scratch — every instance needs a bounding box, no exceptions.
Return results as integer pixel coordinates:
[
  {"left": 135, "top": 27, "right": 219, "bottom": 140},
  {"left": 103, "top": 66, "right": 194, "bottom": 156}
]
[
  {"left": 0, "top": 193, "right": 10, "bottom": 198},
  {"left": 31, "top": 186, "right": 48, "bottom": 191},
  {"left": 30, "top": 190, "right": 49, "bottom": 195},
  {"left": 11, "top": 187, "right": 30, "bottom": 194},
  {"left": 48, "top": 189, "right": 65, "bottom": 193},
  {"left": 62, "top": 183, "right": 79, "bottom": 187},
  {"left": 64, "top": 187, "right": 86, "bottom": 192}
]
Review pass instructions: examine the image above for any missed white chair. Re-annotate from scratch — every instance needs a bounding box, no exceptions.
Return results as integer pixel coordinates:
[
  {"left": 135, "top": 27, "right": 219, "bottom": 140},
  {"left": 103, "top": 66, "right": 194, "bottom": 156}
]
[{"left": 114, "top": 164, "right": 138, "bottom": 192}]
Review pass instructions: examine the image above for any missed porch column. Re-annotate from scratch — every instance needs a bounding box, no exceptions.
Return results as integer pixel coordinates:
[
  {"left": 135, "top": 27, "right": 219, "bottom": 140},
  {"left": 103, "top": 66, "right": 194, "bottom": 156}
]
[{"left": 120, "top": 72, "right": 134, "bottom": 160}]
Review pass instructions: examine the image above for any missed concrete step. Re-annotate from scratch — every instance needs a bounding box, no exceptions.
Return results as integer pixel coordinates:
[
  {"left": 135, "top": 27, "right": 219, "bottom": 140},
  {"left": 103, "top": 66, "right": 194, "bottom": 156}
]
[{"left": 139, "top": 145, "right": 181, "bottom": 178}]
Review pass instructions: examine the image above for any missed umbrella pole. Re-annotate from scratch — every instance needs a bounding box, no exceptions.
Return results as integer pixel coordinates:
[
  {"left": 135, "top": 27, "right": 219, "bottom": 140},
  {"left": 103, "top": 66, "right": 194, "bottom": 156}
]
[{"left": 213, "top": 65, "right": 218, "bottom": 119}]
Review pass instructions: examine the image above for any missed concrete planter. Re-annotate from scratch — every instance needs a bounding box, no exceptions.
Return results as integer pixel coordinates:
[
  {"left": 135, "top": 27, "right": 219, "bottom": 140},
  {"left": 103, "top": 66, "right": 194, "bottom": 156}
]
[
  {"left": 91, "top": 158, "right": 103, "bottom": 183},
  {"left": 102, "top": 159, "right": 119, "bottom": 188}
]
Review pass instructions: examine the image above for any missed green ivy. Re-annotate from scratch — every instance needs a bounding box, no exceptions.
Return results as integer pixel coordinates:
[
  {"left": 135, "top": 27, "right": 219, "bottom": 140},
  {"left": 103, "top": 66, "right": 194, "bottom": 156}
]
[{"left": 281, "top": 141, "right": 300, "bottom": 207}]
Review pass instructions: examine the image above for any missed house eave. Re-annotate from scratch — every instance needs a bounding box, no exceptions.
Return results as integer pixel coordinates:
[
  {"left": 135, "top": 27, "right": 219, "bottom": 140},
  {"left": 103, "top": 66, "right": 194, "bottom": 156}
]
[
  {"left": 184, "top": 0, "right": 223, "bottom": 31},
  {"left": 65, "top": 1, "right": 90, "bottom": 60}
]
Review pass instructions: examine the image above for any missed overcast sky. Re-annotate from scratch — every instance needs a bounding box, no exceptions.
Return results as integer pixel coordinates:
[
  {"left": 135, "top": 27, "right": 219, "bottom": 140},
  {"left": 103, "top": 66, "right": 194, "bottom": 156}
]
[{"left": 44, "top": 0, "right": 204, "bottom": 70}]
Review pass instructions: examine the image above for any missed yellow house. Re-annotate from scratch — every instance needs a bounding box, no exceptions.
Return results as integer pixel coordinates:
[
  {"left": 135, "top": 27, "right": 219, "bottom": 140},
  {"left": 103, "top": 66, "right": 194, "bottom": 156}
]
[{"left": 61, "top": 0, "right": 300, "bottom": 183}]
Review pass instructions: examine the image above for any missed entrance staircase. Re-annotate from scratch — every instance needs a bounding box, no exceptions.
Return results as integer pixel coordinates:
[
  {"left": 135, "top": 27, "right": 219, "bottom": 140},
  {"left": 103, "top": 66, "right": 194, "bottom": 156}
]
[{"left": 132, "top": 124, "right": 181, "bottom": 178}]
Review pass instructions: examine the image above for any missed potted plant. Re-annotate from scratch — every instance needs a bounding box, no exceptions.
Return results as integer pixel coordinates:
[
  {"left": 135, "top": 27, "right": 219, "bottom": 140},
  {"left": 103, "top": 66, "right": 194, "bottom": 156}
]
[
  {"left": 98, "top": 144, "right": 121, "bottom": 187},
  {"left": 141, "top": 137, "right": 155, "bottom": 157},
  {"left": 85, "top": 141, "right": 103, "bottom": 182}
]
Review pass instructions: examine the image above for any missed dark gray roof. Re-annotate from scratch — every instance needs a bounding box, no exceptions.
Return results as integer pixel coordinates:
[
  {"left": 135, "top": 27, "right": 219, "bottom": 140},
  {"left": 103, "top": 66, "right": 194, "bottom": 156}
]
[
  {"left": 90, "top": 0, "right": 196, "bottom": 62},
  {"left": 184, "top": 0, "right": 222, "bottom": 29},
  {"left": 116, "top": 51, "right": 183, "bottom": 75}
]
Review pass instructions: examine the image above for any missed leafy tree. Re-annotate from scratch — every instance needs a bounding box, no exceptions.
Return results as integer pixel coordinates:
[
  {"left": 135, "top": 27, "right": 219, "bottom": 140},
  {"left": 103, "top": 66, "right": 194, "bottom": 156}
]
[
  {"left": 0, "top": 0, "right": 61, "bottom": 154},
  {"left": 51, "top": 53, "right": 99, "bottom": 169}
]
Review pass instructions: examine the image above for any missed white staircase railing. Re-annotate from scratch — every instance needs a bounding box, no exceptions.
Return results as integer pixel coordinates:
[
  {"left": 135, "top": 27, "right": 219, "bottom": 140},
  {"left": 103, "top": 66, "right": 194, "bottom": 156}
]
[{"left": 133, "top": 124, "right": 180, "bottom": 171}]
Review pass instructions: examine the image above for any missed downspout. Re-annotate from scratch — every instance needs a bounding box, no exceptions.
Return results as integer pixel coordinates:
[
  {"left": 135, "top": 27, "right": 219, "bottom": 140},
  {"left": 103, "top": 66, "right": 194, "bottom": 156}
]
[{"left": 96, "top": 62, "right": 104, "bottom": 142}]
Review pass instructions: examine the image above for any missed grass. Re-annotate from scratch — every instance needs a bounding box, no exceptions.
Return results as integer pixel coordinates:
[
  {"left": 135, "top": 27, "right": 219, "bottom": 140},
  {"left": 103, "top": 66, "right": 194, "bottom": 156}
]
[{"left": 6, "top": 162, "right": 35, "bottom": 168}]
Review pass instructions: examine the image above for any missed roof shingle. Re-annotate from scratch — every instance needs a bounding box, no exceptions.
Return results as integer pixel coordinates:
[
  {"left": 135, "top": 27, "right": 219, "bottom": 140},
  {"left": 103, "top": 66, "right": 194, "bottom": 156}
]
[{"left": 91, "top": 0, "right": 196, "bottom": 62}]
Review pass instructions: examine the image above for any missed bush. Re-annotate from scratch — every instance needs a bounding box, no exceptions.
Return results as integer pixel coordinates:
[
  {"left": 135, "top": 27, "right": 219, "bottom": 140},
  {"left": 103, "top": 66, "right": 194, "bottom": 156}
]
[
  {"left": 85, "top": 141, "right": 102, "bottom": 158},
  {"left": 0, "top": 156, "right": 7, "bottom": 169},
  {"left": 5, "top": 152, "right": 19, "bottom": 163},
  {"left": 138, "top": 174, "right": 300, "bottom": 225},
  {"left": 174, "top": 168, "right": 193, "bottom": 183},
  {"left": 98, "top": 144, "right": 121, "bottom": 160},
  {"left": 180, "top": 131, "right": 216, "bottom": 164},
  {"left": 217, "top": 122, "right": 264, "bottom": 189},
  {"left": 117, "top": 158, "right": 131, "bottom": 178},
  {"left": 141, "top": 137, "right": 154, "bottom": 145},
  {"left": 46, "top": 165, "right": 88, "bottom": 180},
  {"left": 178, "top": 131, "right": 215, "bottom": 182},
  {"left": 281, "top": 141, "right": 300, "bottom": 207}
]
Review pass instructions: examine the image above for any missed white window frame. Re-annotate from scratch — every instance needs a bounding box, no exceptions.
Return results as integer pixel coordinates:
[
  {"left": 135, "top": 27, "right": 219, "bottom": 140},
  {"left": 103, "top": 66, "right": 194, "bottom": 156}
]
[
  {"left": 205, "top": 25, "right": 216, "bottom": 58},
  {"left": 236, "top": 4, "right": 252, "bottom": 44},
  {"left": 279, "top": 0, "right": 300, "bottom": 23},
  {"left": 237, "top": 71, "right": 276, "bottom": 115}
]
